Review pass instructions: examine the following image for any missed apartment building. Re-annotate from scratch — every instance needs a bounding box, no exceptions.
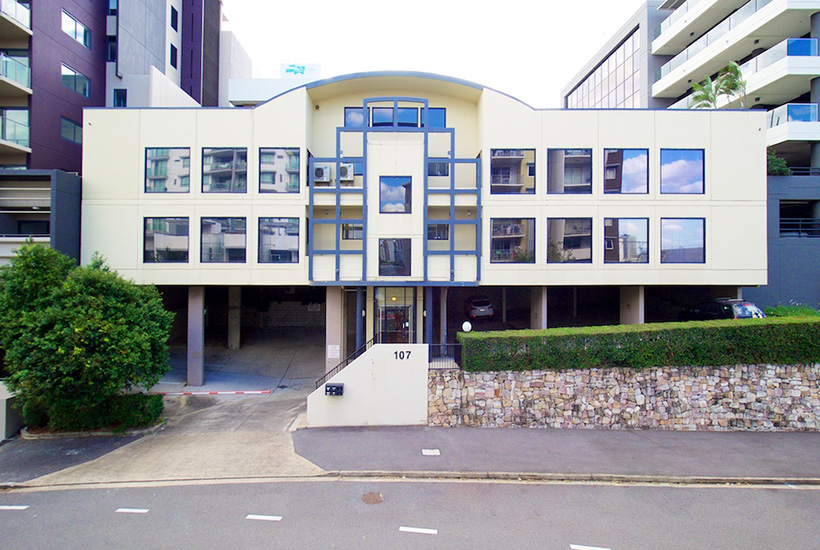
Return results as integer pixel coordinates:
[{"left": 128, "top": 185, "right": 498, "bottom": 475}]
[
  {"left": 81, "top": 72, "right": 766, "bottom": 384},
  {"left": 562, "top": 0, "right": 820, "bottom": 309},
  {"left": 0, "top": 0, "right": 250, "bottom": 263}
]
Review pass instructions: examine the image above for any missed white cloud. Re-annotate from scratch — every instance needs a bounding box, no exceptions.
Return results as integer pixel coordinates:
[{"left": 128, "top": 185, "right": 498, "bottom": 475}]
[
  {"left": 621, "top": 152, "right": 647, "bottom": 193},
  {"left": 381, "top": 202, "right": 406, "bottom": 213},
  {"left": 661, "top": 159, "right": 703, "bottom": 193}
]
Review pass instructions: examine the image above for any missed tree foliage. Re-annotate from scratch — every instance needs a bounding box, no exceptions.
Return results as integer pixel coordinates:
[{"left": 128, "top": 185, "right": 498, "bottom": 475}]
[
  {"left": 691, "top": 77, "right": 718, "bottom": 109},
  {"left": 690, "top": 62, "right": 747, "bottom": 109},
  {"left": 0, "top": 243, "right": 173, "bottom": 429},
  {"left": 767, "top": 149, "right": 791, "bottom": 176}
]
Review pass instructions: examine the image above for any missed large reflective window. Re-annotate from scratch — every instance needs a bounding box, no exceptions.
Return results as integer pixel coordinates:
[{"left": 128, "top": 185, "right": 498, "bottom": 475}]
[
  {"left": 490, "top": 218, "right": 535, "bottom": 263},
  {"left": 490, "top": 149, "right": 535, "bottom": 194},
  {"left": 201, "top": 217, "right": 246, "bottom": 263},
  {"left": 566, "top": 29, "right": 641, "bottom": 109},
  {"left": 547, "top": 218, "right": 592, "bottom": 263},
  {"left": 604, "top": 149, "right": 648, "bottom": 194},
  {"left": 547, "top": 149, "right": 592, "bottom": 194},
  {"left": 661, "top": 149, "right": 704, "bottom": 194},
  {"left": 144, "top": 217, "right": 188, "bottom": 263},
  {"left": 344, "top": 107, "right": 365, "bottom": 128},
  {"left": 380, "top": 176, "right": 412, "bottom": 213},
  {"left": 378, "top": 238, "right": 411, "bottom": 276},
  {"left": 202, "top": 148, "right": 247, "bottom": 193},
  {"left": 259, "top": 147, "right": 300, "bottom": 193},
  {"left": 145, "top": 147, "right": 190, "bottom": 193},
  {"left": 259, "top": 217, "right": 299, "bottom": 263},
  {"left": 603, "top": 218, "right": 648, "bottom": 263},
  {"left": 661, "top": 218, "right": 705, "bottom": 263}
]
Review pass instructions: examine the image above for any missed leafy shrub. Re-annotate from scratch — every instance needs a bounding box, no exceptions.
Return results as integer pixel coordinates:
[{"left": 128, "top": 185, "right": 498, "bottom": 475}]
[
  {"left": 47, "top": 394, "right": 163, "bottom": 432},
  {"left": 457, "top": 317, "right": 820, "bottom": 372},
  {"left": 0, "top": 244, "right": 173, "bottom": 431},
  {"left": 767, "top": 149, "right": 791, "bottom": 176}
]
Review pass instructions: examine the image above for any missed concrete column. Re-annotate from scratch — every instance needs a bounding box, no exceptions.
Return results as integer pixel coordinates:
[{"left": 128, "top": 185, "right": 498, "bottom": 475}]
[
  {"left": 187, "top": 286, "right": 205, "bottom": 387},
  {"left": 227, "top": 286, "right": 241, "bottom": 351},
  {"left": 325, "top": 286, "right": 344, "bottom": 373},
  {"left": 619, "top": 285, "right": 645, "bottom": 325},
  {"left": 530, "top": 286, "right": 548, "bottom": 330},
  {"left": 355, "top": 287, "right": 364, "bottom": 350},
  {"left": 501, "top": 287, "right": 507, "bottom": 323},
  {"left": 439, "top": 287, "right": 448, "bottom": 349},
  {"left": 812, "top": 12, "right": 820, "bottom": 39}
]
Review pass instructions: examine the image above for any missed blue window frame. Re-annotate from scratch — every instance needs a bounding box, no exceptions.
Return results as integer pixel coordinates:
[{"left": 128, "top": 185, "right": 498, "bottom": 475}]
[
  {"left": 428, "top": 160, "right": 449, "bottom": 177},
  {"left": 344, "top": 107, "right": 365, "bottom": 127},
  {"left": 661, "top": 218, "right": 705, "bottom": 263},
  {"left": 424, "top": 107, "right": 446, "bottom": 128},
  {"left": 660, "top": 149, "right": 704, "bottom": 194}
]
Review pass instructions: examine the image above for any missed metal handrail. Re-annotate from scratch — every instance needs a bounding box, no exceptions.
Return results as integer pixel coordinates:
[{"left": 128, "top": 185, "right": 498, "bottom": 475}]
[
  {"left": 786, "top": 167, "right": 820, "bottom": 176},
  {"left": 315, "top": 337, "right": 374, "bottom": 389},
  {"left": 780, "top": 217, "right": 820, "bottom": 237}
]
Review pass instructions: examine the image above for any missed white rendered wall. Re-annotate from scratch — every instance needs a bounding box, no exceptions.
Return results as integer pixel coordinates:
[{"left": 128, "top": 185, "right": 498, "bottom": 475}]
[{"left": 307, "top": 344, "right": 429, "bottom": 427}]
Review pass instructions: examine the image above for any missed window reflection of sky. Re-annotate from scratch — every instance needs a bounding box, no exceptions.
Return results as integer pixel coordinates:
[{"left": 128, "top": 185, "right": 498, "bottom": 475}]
[
  {"left": 621, "top": 149, "right": 648, "bottom": 193},
  {"left": 661, "top": 149, "right": 704, "bottom": 193},
  {"left": 662, "top": 218, "right": 704, "bottom": 249},
  {"left": 380, "top": 176, "right": 411, "bottom": 213}
]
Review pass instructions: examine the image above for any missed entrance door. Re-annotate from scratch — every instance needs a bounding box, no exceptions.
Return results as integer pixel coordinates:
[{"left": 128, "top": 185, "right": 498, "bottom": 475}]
[
  {"left": 374, "top": 287, "right": 416, "bottom": 344},
  {"left": 379, "top": 306, "right": 410, "bottom": 343}
]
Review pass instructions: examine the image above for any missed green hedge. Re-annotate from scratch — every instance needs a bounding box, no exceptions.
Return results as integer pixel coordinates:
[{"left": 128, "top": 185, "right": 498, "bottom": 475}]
[
  {"left": 457, "top": 317, "right": 820, "bottom": 372},
  {"left": 30, "top": 393, "right": 164, "bottom": 432}
]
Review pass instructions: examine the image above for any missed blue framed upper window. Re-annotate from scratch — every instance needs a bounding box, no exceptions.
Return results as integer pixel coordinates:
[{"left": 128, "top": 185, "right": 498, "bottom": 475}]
[
  {"left": 344, "top": 107, "right": 365, "bottom": 128},
  {"left": 424, "top": 108, "right": 446, "bottom": 128},
  {"left": 661, "top": 149, "right": 704, "bottom": 194},
  {"left": 372, "top": 107, "right": 418, "bottom": 127},
  {"left": 380, "top": 176, "right": 412, "bottom": 213},
  {"left": 346, "top": 105, "right": 443, "bottom": 128}
]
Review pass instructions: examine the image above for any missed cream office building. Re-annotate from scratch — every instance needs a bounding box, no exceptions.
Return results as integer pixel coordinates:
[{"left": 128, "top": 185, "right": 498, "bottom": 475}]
[{"left": 81, "top": 72, "right": 767, "bottom": 385}]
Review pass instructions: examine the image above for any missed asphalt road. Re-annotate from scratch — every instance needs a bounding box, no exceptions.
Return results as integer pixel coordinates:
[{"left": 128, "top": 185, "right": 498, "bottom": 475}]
[{"left": 1, "top": 480, "right": 819, "bottom": 549}]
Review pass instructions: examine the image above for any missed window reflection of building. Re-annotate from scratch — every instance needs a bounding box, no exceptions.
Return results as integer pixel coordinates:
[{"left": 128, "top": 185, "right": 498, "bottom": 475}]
[
  {"left": 202, "top": 148, "right": 247, "bottom": 193},
  {"left": 374, "top": 287, "right": 417, "bottom": 343},
  {"left": 378, "top": 238, "right": 411, "bottom": 276},
  {"left": 259, "top": 217, "right": 299, "bottom": 263},
  {"left": 201, "top": 217, "right": 246, "bottom": 262},
  {"left": 604, "top": 218, "right": 648, "bottom": 263},
  {"left": 661, "top": 218, "right": 705, "bottom": 263},
  {"left": 548, "top": 218, "right": 592, "bottom": 263},
  {"left": 144, "top": 217, "right": 188, "bottom": 262},
  {"left": 491, "top": 218, "right": 535, "bottom": 263},
  {"left": 259, "top": 148, "right": 299, "bottom": 193},
  {"left": 490, "top": 149, "right": 535, "bottom": 194},
  {"left": 145, "top": 148, "right": 190, "bottom": 193},
  {"left": 547, "top": 149, "right": 592, "bottom": 194}
]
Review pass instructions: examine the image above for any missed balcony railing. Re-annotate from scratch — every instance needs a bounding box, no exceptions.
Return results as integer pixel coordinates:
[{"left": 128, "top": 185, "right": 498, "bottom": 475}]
[
  {"left": 780, "top": 217, "right": 820, "bottom": 237},
  {"left": 0, "top": 111, "right": 28, "bottom": 147},
  {"left": 0, "top": 0, "right": 30, "bottom": 29},
  {"left": 0, "top": 53, "right": 29, "bottom": 88},
  {"left": 654, "top": 0, "right": 709, "bottom": 39},
  {"left": 655, "top": 0, "right": 774, "bottom": 83},
  {"left": 670, "top": 38, "right": 818, "bottom": 109},
  {"left": 767, "top": 103, "right": 818, "bottom": 128}
]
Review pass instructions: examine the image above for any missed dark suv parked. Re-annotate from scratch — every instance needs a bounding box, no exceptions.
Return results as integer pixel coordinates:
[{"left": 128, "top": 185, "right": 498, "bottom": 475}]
[{"left": 679, "top": 298, "right": 766, "bottom": 321}]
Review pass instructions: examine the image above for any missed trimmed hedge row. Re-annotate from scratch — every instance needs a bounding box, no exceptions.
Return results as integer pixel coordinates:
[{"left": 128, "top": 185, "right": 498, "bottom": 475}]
[
  {"left": 27, "top": 393, "right": 164, "bottom": 432},
  {"left": 457, "top": 317, "right": 820, "bottom": 372}
]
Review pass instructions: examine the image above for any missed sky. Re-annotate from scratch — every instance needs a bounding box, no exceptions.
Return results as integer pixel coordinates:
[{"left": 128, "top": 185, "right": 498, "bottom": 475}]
[{"left": 219, "top": 0, "right": 648, "bottom": 109}]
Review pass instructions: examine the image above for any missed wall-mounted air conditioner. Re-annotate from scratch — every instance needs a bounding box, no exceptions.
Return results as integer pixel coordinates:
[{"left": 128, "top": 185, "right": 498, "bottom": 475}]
[
  {"left": 314, "top": 163, "right": 331, "bottom": 183},
  {"left": 339, "top": 163, "right": 355, "bottom": 182}
]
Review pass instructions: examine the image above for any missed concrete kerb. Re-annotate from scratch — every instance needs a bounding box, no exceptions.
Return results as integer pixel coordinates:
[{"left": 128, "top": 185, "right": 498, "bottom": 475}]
[
  {"left": 4, "top": 470, "right": 820, "bottom": 492},
  {"left": 18, "top": 421, "right": 165, "bottom": 440}
]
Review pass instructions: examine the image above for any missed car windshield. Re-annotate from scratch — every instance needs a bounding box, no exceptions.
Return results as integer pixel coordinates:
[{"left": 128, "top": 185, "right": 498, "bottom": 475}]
[
  {"left": 731, "top": 303, "right": 765, "bottom": 318},
  {"left": 472, "top": 300, "right": 491, "bottom": 307}
]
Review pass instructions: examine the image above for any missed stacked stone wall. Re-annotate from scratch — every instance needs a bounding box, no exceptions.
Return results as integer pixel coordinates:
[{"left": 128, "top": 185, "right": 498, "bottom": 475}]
[{"left": 428, "top": 365, "right": 820, "bottom": 430}]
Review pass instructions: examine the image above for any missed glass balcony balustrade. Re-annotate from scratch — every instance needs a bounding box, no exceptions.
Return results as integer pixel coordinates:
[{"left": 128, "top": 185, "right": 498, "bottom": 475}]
[
  {"left": 655, "top": 0, "right": 774, "bottom": 83},
  {"left": 0, "top": 52, "right": 29, "bottom": 88},
  {"left": 654, "top": 0, "right": 708, "bottom": 39},
  {"left": 767, "top": 103, "right": 818, "bottom": 128},
  {"left": 0, "top": 0, "right": 30, "bottom": 29},
  {"left": 0, "top": 110, "right": 29, "bottom": 147},
  {"left": 669, "top": 38, "right": 818, "bottom": 109}
]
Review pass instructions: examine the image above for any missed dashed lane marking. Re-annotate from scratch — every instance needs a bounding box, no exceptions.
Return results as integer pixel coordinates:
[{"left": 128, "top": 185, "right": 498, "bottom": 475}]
[
  {"left": 115, "top": 508, "right": 149, "bottom": 514},
  {"left": 570, "top": 545, "right": 612, "bottom": 550},
  {"left": 0, "top": 505, "right": 29, "bottom": 511},
  {"left": 399, "top": 526, "right": 438, "bottom": 535},
  {"left": 246, "top": 514, "right": 282, "bottom": 522},
  {"left": 421, "top": 449, "right": 441, "bottom": 456}
]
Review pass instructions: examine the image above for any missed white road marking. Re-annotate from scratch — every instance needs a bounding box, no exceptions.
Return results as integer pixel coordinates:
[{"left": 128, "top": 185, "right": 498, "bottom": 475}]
[
  {"left": 421, "top": 448, "right": 441, "bottom": 456},
  {"left": 246, "top": 514, "right": 282, "bottom": 522},
  {"left": 115, "top": 508, "right": 149, "bottom": 514},
  {"left": 399, "top": 526, "right": 438, "bottom": 535},
  {"left": 0, "top": 505, "right": 29, "bottom": 511},
  {"left": 570, "top": 544, "right": 612, "bottom": 550}
]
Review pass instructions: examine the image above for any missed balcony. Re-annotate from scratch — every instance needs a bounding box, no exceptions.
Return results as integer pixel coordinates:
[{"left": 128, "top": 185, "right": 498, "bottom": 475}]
[
  {"left": 669, "top": 38, "right": 820, "bottom": 109},
  {"left": 0, "top": 0, "right": 31, "bottom": 40},
  {"left": 653, "top": 0, "right": 749, "bottom": 55},
  {"left": 780, "top": 217, "right": 820, "bottom": 237},
  {"left": 0, "top": 53, "right": 30, "bottom": 96},
  {"left": 765, "top": 103, "right": 820, "bottom": 146},
  {"left": 652, "top": 0, "right": 820, "bottom": 99},
  {"left": 0, "top": 110, "right": 29, "bottom": 154}
]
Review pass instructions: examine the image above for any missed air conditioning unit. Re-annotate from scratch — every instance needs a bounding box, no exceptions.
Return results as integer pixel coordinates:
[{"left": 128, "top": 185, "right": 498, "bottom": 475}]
[
  {"left": 314, "top": 163, "right": 331, "bottom": 183},
  {"left": 339, "top": 163, "right": 355, "bottom": 182}
]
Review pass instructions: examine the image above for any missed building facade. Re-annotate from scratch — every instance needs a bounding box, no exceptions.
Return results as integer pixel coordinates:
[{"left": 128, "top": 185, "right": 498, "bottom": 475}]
[
  {"left": 563, "top": 0, "right": 820, "bottom": 309},
  {"left": 81, "top": 72, "right": 767, "bottom": 384}
]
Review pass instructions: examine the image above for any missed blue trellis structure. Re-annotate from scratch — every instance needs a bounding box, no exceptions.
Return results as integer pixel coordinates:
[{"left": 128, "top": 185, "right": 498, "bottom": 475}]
[{"left": 308, "top": 96, "right": 481, "bottom": 286}]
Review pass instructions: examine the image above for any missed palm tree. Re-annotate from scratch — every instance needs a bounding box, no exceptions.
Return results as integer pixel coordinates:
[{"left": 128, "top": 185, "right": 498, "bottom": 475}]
[
  {"left": 716, "top": 61, "right": 747, "bottom": 108},
  {"left": 690, "top": 77, "right": 717, "bottom": 109}
]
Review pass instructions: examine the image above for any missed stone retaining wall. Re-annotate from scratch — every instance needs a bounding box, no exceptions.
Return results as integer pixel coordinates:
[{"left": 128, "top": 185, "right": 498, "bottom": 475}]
[{"left": 428, "top": 365, "right": 820, "bottom": 430}]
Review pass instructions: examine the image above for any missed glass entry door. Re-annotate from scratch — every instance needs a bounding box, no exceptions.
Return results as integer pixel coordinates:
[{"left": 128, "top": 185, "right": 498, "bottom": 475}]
[{"left": 374, "top": 287, "right": 416, "bottom": 343}]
